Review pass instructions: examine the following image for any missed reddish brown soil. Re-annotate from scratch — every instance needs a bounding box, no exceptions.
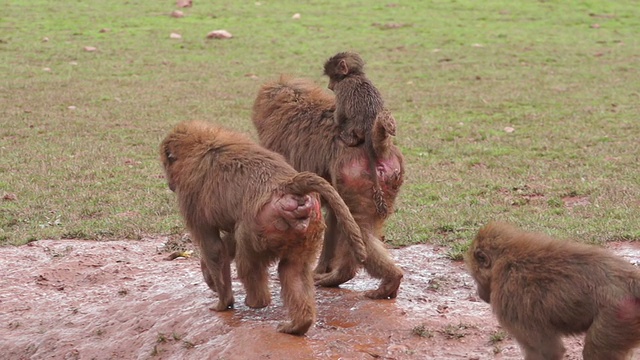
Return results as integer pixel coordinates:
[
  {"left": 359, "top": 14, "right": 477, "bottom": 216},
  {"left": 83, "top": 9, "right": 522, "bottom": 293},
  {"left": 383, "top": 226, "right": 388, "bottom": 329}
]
[{"left": 1, "top": 238, "right": 639, "bottom": 359}]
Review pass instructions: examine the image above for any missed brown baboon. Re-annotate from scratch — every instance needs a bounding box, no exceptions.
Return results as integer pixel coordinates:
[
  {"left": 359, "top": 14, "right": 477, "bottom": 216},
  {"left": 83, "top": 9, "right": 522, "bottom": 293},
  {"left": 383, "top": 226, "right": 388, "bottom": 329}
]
[
  {"left": 252, "top": 76, "right": 404, "bottom": 299},
  {"left": 160, "top": 121, "right": 365, "bottom": 335},
  {"left": 324, "top": 51, "right": 395, "bottom": 218},
  {"left": 465, "top": 221, "right": 640, "bottom": 360}
]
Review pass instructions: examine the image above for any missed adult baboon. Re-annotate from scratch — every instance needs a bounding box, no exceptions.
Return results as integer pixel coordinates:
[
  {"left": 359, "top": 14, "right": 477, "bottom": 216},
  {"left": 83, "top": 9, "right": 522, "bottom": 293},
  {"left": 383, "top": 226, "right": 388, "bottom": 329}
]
[
  {"left": 252, "top": 76, "right": 404, "bottom": 299},
  {"left": 465, "top": 221, "right": 640, "bottom": 359},
  {"left": 324, "top": 51, "right": 393, "bottom": 217},
  {"left": 160, "top": 121, "right": 365, "bottom": 335}
]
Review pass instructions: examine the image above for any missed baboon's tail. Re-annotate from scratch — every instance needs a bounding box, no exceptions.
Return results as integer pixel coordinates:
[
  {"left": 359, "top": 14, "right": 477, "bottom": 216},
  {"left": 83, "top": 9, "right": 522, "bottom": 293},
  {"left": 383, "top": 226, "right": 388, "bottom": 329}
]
[
  {"left": 365, "top": 136, "right": 388, "bottom": 219},
  {"left": 372, "top": 109, "right": 397, "bottom": 158},
  {"left": 285, "top": 172, "right": 366, "bottom": 263},
  {"left": 366, "top": 108, "right": 399, "bottom": 219}
]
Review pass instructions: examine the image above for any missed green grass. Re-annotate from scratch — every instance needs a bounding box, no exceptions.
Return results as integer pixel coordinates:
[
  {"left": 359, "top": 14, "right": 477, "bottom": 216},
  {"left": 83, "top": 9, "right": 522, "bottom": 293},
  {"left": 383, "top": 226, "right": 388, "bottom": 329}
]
[{"left": 1, "top": 0, "right": 639, "bottom": 247}]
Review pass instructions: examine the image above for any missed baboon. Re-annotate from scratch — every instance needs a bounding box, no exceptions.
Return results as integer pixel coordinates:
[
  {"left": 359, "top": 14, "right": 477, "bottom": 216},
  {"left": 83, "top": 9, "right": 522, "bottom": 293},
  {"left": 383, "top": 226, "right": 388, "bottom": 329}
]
[
  {"left": 252, "top": 76, "right": 404, "bottom": 299},
  {"left": 160, "top": 121, "right": 366, "bottom": 335},
  {"left": 324, "top": 51, "right": 395, "bottom": 218},
  {"left": 465, "top": 221, "right": 640, "bottom": 360}
]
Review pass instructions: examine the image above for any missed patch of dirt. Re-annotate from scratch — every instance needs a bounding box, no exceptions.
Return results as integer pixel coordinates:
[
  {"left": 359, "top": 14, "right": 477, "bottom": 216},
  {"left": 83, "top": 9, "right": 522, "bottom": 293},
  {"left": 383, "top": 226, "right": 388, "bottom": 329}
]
[
  {"left": 1, "top": 238, "right": 640, "bottom": 359},
  {"left": 562, "top": 195, "right": 591, "bottom": 208}
]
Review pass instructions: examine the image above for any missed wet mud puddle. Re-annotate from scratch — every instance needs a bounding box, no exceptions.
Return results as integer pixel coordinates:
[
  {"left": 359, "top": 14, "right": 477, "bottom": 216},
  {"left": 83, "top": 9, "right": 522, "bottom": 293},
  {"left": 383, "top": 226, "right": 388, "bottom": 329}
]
[{"left": 1, "top": 238, "right": 640, "bottom": 359}]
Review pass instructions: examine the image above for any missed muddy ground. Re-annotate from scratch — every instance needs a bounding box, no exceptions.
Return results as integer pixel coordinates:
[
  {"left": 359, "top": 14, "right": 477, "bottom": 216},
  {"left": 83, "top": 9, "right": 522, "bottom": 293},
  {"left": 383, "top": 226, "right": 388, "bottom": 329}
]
[{"left": 1, "top": 237, "right": 639, "bottom": 360}]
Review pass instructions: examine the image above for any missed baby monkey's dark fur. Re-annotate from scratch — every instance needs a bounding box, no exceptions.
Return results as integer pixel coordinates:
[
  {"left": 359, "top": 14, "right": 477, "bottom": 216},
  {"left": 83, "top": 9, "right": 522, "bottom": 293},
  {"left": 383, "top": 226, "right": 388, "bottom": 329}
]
[{"left": 323, "top": 51, "right": 395, "bottom": 218}]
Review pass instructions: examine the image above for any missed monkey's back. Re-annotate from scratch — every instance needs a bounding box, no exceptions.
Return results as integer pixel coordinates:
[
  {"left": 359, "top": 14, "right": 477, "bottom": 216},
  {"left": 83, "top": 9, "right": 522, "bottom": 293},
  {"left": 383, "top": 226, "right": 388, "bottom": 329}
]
[
  {"left": 492, "top": 234, "right": 640, "bottom": 334},
  {"left": 173, "top": 122, "right": 299, "bottom": 232},
  {"left": 334, "top": 75, "right": 384, "bottom": 128},
  {"left": 252, "top": 76, "right": 339, "bottom": 181}
]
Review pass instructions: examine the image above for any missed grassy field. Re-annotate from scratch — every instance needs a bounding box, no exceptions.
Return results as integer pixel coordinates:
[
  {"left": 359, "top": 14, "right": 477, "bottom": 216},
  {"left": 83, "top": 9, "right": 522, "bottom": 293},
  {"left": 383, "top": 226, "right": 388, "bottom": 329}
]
[{"left": 1, "top": 0, "right": 639, "bottom": 250}]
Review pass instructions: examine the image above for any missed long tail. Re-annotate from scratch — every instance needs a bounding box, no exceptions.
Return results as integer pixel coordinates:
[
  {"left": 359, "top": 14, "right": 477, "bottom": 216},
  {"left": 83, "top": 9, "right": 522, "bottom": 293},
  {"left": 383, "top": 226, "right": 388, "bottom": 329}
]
[
  {"left": 284, "top": 172, "right": 366, "bottom": 263},
  {"left": 372, "top": 109, "right": 396, "bottom": 157},
  {"left": 368, "top": 109, "right": 398, "bottom": 218},
  {"left": 365, "top": 135, "right": 388, "bottom": 219}
]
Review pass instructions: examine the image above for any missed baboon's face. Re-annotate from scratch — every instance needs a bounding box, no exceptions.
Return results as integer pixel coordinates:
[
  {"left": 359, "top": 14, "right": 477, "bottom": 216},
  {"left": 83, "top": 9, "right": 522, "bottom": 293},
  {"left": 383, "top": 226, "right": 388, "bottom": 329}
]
[
  {"left": 464, "top": 237, "right": 492, "bottom": 303},
  {"left": 160, "top": 142, "right": 179, "bottom": 192}
]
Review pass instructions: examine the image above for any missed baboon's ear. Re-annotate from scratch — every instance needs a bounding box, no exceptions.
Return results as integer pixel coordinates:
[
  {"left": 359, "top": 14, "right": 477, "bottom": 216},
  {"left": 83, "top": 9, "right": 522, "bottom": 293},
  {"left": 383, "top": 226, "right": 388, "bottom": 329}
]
[
  {"left": 474, "top": 249, "right": 491, "bottom": 268},
  {"left": 337, "top": 59, "right": 349, "bottom": 75}
]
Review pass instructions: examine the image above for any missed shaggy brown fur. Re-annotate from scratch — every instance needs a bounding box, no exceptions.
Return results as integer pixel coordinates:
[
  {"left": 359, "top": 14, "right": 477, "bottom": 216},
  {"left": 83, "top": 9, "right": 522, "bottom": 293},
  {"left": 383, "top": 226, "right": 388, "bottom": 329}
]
[
  {"left": 323, "top": 51, "right": 395, "bottom": 218},
  {"left": 160, "top": 121, "right": 365, "bottom": 335},
  {"left": 466, "top": 221, "right": 640, "bottom": 359},
  {"left": 252, "top": 76, "right": 403, "bottom": 299}
]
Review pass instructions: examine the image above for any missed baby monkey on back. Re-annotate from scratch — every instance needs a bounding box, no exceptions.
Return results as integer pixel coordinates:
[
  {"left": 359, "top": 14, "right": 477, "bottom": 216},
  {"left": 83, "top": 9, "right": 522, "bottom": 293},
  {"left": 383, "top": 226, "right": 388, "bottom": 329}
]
[{"left": 324, "top": 51, "right": 396, "bottom": 218}]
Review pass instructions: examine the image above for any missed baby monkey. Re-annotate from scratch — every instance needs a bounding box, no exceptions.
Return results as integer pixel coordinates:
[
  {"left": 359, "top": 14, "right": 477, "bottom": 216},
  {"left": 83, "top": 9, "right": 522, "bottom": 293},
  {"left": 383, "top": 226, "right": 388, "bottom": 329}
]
[{"left": 324, "top": 51, "right": 396, "bottom": 217}]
